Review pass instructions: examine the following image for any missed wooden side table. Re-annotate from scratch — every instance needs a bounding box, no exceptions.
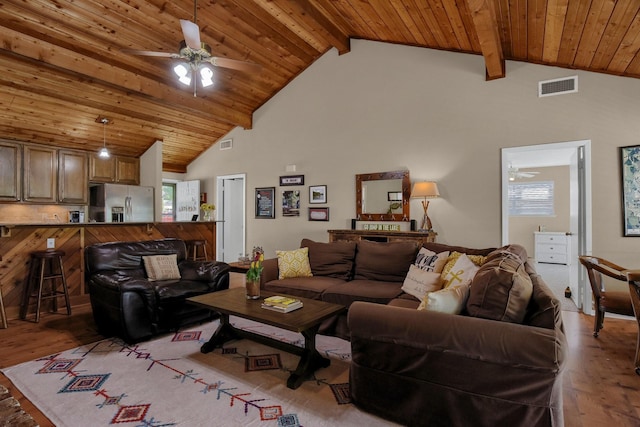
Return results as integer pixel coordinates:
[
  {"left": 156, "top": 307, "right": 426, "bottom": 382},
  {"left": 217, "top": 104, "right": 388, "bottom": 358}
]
[{"left": 227, "top": 261, "right": 251, "bottom": 274}]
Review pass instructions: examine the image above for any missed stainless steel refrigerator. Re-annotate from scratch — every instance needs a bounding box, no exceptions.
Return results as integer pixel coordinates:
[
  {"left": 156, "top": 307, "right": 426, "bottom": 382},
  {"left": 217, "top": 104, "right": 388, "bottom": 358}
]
[{"left": 89, "top": 183, "right": 154, "bottom": 222}]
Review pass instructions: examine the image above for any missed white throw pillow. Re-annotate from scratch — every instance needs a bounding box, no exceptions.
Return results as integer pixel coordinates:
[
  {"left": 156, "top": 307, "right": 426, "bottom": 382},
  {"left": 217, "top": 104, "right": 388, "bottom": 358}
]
[
  {"left": 414, "top": 248, "right": 449, "bottom": 273},
  {"left": 441, "top": 253, "right": 479, "bottom": 288},
  {"left": 417, "top": 279, "right": 472, "bottom": 314},
  {"left": 401, "top": 264, "right": 444, "bottom": 300}
]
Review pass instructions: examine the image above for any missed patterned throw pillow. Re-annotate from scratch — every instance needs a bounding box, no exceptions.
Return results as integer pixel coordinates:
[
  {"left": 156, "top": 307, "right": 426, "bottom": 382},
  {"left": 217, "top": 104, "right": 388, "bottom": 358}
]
[
  {"left": 277, "top": 247, "right": 313, "bottom": 280},
  {"left": 440, "top": 252, "right": 486, "bottom": 279},
  {"left": 417, "top": 279, "right": 472, "bottom": 314},
  {"left": 414, "top": 248, "right": 449, "bottom": 273},
  {"left": 143, "top": 254, "right": 181, "bottom": 281},
  {"left": 401, "top": 264, "right": 444, "bottom": 300},
  {"left": 441, "top": 253, "right": 480, "bottom": 288}
]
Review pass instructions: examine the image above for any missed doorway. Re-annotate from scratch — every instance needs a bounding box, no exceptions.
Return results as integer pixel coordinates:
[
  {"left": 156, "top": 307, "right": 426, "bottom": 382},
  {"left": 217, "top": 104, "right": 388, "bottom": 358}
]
[
  {"left": 501, "top": 140, "right": 592, "bottom": 314},
  {"left": 216, "top": 174, "right": 246, "bottom": 263}
]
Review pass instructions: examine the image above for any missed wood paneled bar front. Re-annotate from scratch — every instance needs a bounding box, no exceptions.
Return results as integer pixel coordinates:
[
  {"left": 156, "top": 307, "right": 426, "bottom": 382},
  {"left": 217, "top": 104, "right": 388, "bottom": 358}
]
[{"left": 0, "top": 221, "right": 218, "bottom": 322}]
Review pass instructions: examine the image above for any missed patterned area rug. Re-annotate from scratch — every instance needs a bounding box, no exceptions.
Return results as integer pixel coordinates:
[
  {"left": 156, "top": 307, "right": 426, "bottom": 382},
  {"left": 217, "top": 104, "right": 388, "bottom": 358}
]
[{"left": 2, "top": 317, "right": 396, "bottom": 426}]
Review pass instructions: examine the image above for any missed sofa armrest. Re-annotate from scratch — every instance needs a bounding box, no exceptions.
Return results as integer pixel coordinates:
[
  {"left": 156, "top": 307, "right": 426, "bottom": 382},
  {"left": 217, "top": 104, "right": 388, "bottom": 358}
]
[
  {"left": 348, "top": 301, "right": 566, "bottom": 373},
  {"left": 260, "top": 258, "right": 279, "bottom": 287}
]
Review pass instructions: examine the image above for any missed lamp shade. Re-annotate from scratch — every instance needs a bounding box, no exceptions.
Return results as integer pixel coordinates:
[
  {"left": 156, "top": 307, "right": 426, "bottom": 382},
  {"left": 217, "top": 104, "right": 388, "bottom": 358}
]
[{"left": 411, "top": 181, "right": 440, "bottom": 198}]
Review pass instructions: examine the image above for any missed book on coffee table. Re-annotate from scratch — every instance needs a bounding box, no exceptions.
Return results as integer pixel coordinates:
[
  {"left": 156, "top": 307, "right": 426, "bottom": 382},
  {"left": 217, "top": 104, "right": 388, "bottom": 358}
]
[{"left": 261, "top": 296, "right": 303, "bottom": 313}]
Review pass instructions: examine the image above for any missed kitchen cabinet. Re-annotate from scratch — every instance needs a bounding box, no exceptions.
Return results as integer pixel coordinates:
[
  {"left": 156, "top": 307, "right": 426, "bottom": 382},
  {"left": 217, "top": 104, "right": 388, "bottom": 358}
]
[
  {"left": 534, "top": 232, "right": 570, "bottom": 265},
  {"left": 89, "top": 154, "right": 116, "bottom": 183},
  {"left": 0, "top": 141, "right": 21, "bottom": 201},
  {"left": 59, "top": 150, "right": 88, "bottom": 204},
  {"left": 23, "top": 145, "right": 57, "bottom": 203},
  {"left": 89, "top": 154, "right": 139, "bottom": 185},
  {"left": 116, "top": 156, "right": 140, "bottom": 185}
]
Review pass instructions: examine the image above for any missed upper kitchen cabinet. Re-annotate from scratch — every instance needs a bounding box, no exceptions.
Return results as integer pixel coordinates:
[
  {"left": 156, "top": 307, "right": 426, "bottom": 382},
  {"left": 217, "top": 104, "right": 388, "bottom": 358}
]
[
  {"left": 0, "top": 141, "right": 22, "bottom": 201},
  {"left": 89, "top": 154, "right": 116, "bottom": 183},
  {"left": 89, "top": 154, "right": 139, "bottom": 185},
  {"left": 116, "top": 156, "right": 140, "bottom": 185},
  {"left": 23, "top": 145, "right": 57, "bottom": 203},
  {"left": 59, "top": 149, "right": 88, "bottom": 204}
]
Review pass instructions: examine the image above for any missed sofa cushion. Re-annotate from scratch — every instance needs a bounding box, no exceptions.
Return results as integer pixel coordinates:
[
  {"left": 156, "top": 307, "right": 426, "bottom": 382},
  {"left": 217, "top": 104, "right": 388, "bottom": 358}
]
[
  {"left": 353, "top": 240, "right": 417, "bottom": 282},
  {"left": 417, "top": 279, "right": 471, "bottom": 314},
  {"left": 401, "top": 265, "right": 444, "bottom": 300},
  {"left": 264, "top": 276, "right": 346, "bottom": 300},
  {"left": 143, "top": 254, "right": 181, "bottom": 281},
  {"left": 300, "top": 238, "right": 356, "bottom": 280},
  {"left": 421, "top": 242, "right": 496, "bottom": 257},
  {"left": 322, "top": 280, "right": 404, "bottom": 307},
  {"left": 466, "top": 248, "right": 533, "bottom": 324},
  {"left": 276, "top": 247, "right": 313, "bottom": 279}
]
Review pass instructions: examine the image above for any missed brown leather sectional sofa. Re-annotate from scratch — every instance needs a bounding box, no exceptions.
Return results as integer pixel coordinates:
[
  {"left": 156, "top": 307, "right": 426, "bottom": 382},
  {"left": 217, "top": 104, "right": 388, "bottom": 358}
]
[{"left": 261, "top": 238, "right": 567, "bottom": 426}]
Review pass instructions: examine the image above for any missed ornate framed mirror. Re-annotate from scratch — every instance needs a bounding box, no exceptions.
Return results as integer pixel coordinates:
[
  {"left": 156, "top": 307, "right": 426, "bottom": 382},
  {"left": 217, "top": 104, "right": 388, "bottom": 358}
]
[{"left": 356, "top": 170, "right": 410, "bottom": 221}]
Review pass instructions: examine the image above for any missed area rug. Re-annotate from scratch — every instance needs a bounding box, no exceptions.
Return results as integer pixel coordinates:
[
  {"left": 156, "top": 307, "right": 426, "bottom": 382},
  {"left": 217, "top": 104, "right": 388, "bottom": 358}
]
[{"left": 2, "top": 317, "right": 396, "bottom": 426}]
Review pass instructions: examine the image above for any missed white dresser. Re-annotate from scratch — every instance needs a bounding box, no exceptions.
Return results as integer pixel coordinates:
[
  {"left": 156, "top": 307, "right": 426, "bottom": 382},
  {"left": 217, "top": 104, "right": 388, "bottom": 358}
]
[{"left": 534, "top": 232, "right": 571, "bottom": 265}]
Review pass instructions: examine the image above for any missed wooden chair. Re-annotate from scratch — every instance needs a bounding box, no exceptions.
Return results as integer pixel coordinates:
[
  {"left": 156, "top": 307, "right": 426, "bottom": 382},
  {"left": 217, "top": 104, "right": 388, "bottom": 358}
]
[
  {"left": 625, "top": 271, "right": 640, "bottom": 375},
  {"left": 578, "top": 256, "right": 634, "bottom": 337}
]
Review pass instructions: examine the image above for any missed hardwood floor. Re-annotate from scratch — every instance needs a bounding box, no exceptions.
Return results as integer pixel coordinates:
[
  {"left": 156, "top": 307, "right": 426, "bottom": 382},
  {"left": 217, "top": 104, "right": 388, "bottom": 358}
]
[{"left": 1, "top": 303, "right": 639, "bottom": 426}]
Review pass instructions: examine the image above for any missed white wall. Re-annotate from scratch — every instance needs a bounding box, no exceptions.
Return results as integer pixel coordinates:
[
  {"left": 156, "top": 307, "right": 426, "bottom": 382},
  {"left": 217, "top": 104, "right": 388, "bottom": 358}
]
[
  {"left": 140, "top": 140, "right": 163, "bottom": 221},
  {"left": 186, "top": 39, "right": 640, "bottom": 264}
]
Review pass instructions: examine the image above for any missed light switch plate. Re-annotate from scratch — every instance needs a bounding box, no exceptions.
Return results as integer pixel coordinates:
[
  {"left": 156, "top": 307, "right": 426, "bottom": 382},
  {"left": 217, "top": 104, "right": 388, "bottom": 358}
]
[{"left": 47, "top": 238, "right": 55, "bottom": 249}]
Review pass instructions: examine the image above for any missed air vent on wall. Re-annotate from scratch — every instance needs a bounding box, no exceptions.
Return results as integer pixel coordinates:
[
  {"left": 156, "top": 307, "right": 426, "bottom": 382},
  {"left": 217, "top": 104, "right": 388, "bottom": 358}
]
[
  {"left": 219, "top": 139, "right": 233, "bottom": 150},
  {"left": 538, "top": 76, "right": 578, "bottom": 97}
]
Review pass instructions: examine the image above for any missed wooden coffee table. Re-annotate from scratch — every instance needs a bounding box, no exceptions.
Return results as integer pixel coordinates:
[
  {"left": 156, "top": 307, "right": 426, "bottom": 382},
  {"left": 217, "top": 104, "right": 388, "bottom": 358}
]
[{"left": 187, "top": 288, "right": 346, "bottom": 389}]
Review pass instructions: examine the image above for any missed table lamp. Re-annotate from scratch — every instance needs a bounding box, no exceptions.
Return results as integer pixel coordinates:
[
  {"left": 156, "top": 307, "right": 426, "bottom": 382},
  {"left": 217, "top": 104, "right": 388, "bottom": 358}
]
[{"left": 411, "top": 181, "right": 440, "bottom": 231}]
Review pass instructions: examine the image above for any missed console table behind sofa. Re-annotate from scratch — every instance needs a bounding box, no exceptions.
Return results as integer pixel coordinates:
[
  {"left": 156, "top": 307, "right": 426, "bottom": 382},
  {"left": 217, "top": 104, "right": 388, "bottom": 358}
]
[{"left": 328, "top": 229, "right": 436, "bottom": 245}]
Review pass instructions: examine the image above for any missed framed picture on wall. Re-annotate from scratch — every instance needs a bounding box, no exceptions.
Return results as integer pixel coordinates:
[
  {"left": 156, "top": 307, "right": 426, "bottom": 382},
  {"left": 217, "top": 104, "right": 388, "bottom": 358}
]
[
  {"left": 309, "top": 185, "right": 327, "bottom": 204},
  {"left": 255, "top": 187, "right": 275, "bottom": 219},
  {"left": 282, "top": 190, "right": 300, "bottom": 217},
  {"left": 279, "top": 175, "right": 305, "bottom": 186},
  {"left": 621, "top": 145, "right": 640, "bottom": 236},
  {"left": 309, "top": 207, "right": 329, "bottom": 221}
]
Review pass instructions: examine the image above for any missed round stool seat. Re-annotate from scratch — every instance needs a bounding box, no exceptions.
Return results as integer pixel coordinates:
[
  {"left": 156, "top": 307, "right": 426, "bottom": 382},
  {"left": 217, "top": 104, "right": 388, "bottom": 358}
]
[
  {"left": 32, "top": 249, "right": 66, "bottom": 259},
  {"left": 186, "top": 240, "right": 208, "bottom": 261}
]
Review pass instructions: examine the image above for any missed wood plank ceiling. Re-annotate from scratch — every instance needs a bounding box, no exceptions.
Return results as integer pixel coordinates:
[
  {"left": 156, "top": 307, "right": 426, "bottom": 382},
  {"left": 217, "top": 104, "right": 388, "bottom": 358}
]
[{"left": 2, "top": 0, "right": 640, "bottom": 173}]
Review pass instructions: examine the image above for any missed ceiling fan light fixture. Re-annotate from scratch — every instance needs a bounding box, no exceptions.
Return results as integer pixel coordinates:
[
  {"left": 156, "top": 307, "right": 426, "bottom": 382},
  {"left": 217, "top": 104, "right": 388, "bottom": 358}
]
[
  {"left": 173, "top": 63, "right": 192, "bottom": 85},
  {"left": 200, "top": 67, "right": 214, "bottom": 87}
]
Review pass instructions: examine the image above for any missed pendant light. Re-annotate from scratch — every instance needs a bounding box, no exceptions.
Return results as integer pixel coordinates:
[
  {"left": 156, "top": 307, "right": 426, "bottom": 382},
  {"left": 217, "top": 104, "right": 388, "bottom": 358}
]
[{"left": 98, "top": 117, "right": 110, "bottom": 158}]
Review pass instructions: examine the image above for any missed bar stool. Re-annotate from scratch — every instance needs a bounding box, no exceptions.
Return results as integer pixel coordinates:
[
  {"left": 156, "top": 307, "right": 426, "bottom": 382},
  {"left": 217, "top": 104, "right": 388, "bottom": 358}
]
[
  {"left": 21, "top": 250, "right": 71, "bottom": 322},
  {"left": 186, "top": 240, "right": 208, "bottom": 261},
  {"left": 0, "top": 255, "right": 6, "bottom": 329}
]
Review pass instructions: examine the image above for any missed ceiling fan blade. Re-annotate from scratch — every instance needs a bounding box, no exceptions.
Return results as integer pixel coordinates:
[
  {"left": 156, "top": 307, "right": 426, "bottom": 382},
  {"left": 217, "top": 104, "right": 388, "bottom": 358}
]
[
  {"left": 180, "top": 19, "right": 201, "bottom": 49},
  {"left": 209, "top": 57, "right": 262, "bottom": 73},
  {"left": 121, "top": 49, "right": 179, "bottom": 58}
]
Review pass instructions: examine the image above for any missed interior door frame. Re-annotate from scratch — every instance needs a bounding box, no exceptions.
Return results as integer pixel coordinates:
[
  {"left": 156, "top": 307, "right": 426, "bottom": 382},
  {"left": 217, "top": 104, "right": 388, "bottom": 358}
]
[{"left": 501, "top": 140, "right": 592, "bottom": 314}]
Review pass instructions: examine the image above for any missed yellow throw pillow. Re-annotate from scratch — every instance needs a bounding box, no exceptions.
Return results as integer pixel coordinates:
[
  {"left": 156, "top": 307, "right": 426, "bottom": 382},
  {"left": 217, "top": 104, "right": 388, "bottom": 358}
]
[
  {"left": 441, "top": 253, "right": 480, "bottom": 288},
  {"left": 417, "top": 279, "right": 472, "bottom": 314},
  {"left": 401, "top": 264, "right": 444, "bottom": 300},
  {"left": 143, "top": 254, "right": 181, "bottom": 281},
  {"left": 276, "top": 247, "right": 313, "bottom": 280}
]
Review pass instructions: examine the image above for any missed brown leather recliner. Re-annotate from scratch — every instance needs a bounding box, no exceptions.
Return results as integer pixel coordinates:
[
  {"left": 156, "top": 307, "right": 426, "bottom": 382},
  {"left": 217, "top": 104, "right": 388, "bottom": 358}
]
[{"left": 85, "top": 238, "right": 229, "bottom": 343}]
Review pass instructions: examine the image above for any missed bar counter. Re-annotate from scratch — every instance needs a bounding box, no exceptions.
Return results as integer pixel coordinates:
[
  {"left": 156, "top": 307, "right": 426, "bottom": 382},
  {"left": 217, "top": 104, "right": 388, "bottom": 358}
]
[{"left": 0, "top": 221, "right": 219, "bottom": 322}]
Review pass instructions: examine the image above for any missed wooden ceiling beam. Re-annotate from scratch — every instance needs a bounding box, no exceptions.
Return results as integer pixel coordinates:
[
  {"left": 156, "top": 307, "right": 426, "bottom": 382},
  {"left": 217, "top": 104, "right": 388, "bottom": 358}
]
[
  {"left": 301, "top": 0, "right": 352, "bottom": 54},
  {"left": 466, "top": 0, "right": 506, "bottom": 80}
]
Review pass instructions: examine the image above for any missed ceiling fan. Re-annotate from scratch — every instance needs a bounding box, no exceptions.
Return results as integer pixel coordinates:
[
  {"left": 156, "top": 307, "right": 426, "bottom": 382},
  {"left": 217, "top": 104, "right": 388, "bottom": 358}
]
[
  {"left": 122, "top": 0, "right": 261, "bottom": 96},
  {"left": 508, "top": 164, "right": 540, "bottom": 181}
]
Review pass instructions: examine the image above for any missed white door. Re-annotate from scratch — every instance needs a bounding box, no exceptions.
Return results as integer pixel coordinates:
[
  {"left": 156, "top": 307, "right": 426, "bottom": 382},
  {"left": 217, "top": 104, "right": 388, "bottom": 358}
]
[{"left": 216, "top": 174, "right": 246, "bottom": 262}]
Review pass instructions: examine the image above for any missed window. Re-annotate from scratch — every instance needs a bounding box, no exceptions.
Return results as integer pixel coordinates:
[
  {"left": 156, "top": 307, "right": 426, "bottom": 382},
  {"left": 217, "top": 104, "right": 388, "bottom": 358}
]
[
  {"left": 162, "top": 183, "right": 176, "bottom": 222},
  {"left": 508, "top": 181, "right": 555, "bottom": 216}
]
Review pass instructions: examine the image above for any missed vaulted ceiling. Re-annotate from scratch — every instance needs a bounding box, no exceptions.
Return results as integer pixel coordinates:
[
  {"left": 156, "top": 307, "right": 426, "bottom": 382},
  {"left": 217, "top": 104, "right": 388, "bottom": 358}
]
[{"left": 2, "top": 1, "right": 640, "bottom": 173}]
